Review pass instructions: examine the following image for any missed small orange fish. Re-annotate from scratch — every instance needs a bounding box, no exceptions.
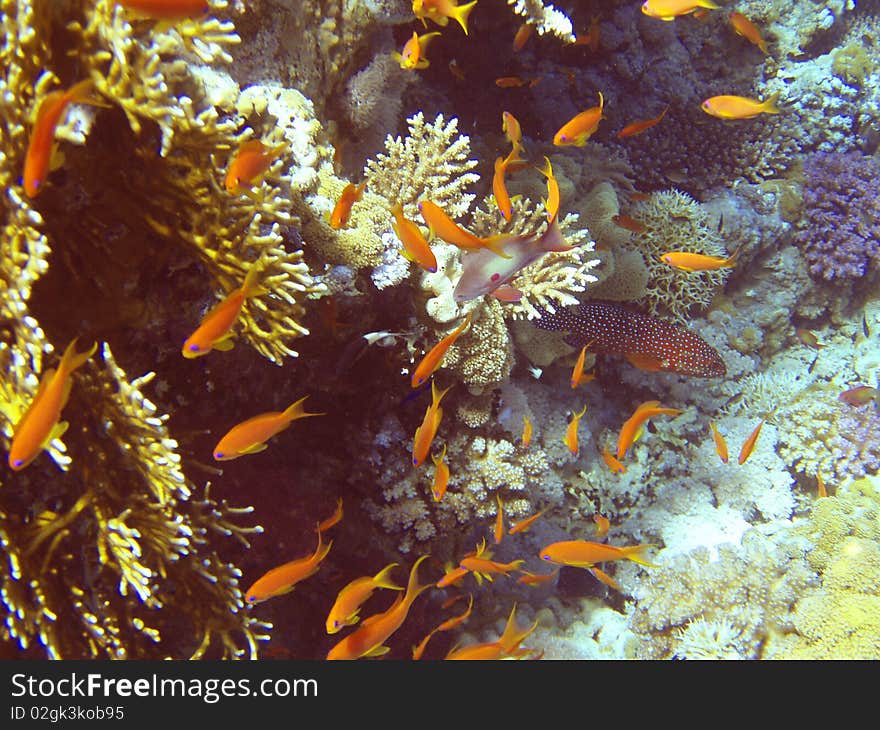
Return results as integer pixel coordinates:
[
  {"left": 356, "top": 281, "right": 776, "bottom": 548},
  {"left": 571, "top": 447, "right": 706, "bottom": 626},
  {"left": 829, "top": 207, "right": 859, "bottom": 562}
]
[
  {"left": 391, "top": 203, "right": 437, "bottom": 273},
  {"left": 817, "top": 471, "right": 827, "bottom": 499},
  {"left": 630, "top": 192, "right": 651, "bottom": 202},
  {"left": 517, "top": 568, "right": 559, "bottom": 586},
  {"left": 418, "top": 200, "right": 510, "bottom": 258},
  {"left": 412, "top": 380, "right": 452, "bottom": 467},
  {"left": 641, "top": 0, "right": 719, "bottom": 21},
  {"left": 592, "top": 513, "right": 610, "bottom": 538},
  {"left": 521, "top": 414, "right": 533, "bottom": 449},
  {"left": 502, "top": 111, "right": 524, "bottom": 155},
  {"left": 316, "top": 498, "right": 344, "bottom": 533},
  {"left": 554, "top": 92, "right": 604, "bottom": 146},
  {"left": 412, "top": 314, "right": 471, "bottom": 387},
  {"left": 436, "top": 565, "right": 469, "bottom": 588},
  {"left": 328, "top": 181, "right": 366, "bottom": 229},
  {"left": 244, "top": 528, "right": 332, "bottom": 604},
  {"left": 225, "top": 139, "right": 285, "bottom": 195},
  {"left": 539, "top": 540, "right": 657, "bottom": 569},
  {"left": 617, "top": 400, "right": 683, "bottom": 460},
  {"left": 729, "top": 11, "right": 769, "bottom": 54},
  {"left": 431, "top": 444, "right": 450, "bottom": 501},
  {"left": 660, "top": 248, "right": 739, "bottom": 272},
  {"left": 23, "top": 79, "right": 103, "bottom": 198},
  {"left": 612, "top": 213, "right": 647, "bottom": 233},
  {"left": 709, "top": 422, "right": 729, "bottom": 464},
  {"left": 494, "top": 494, "right": 505, "bottom": 545},
  {"left": 213, "top": 396, "right": 324, "bottom": 461},
  {"left": 495, "top": 76, "right": 528, "bottom": 88},
  {"left": 327, "top": 555, "right": 431, "bottom": 660},
  {"left": 445, "top": 604, "right": 537, "bottom": 660},
  {"left": 838, "top": 385, "right": 880, "bottom": 406},
  {"left": 393, "top": 30, "right": 441, "bottom": 70},
  {"left": 738, "top": 418, "right": 765, "bottom": 465},
  {"left": 701, "top": 94, "right": 780, "bottom": 120},
  {"left": 182, "top": 265, "right": 267, "bottom": 358},
  {"left": 564, "top": 405, "right": 588, "bottom": 456},
  {"left": 448, "top": 58, "right": 466, "bottom": 81},
  {"left": 412, "top": 0, "right": 478, "bottom": 35},
  {"left": 325, "top": 562, "right": 403, "bottom": 634},
  {"left": 509, "top": 508, "right": 547, "bottom": 535},
  {"left": 115, "top": 0, "right": 210, "bottom": 19},
  {"left": 795, "top": 327, "right": 824, "bottom": 349},
  {"left": 617, "top": 105, "right": 669, "bottom": 139},
  {"left": 602, "top": 446, "right": 626, "bottom": 474},
  {"left": 537, "top": 156, "right": 560, "bottom": 221},
  {"left": 513, "top": 23, "right": 532, "bottom": 52},
  {"left": 570, "top": 344, "right": 596, "bottom": 389},
  {"left": 492, "top": 154, "right": 515, "bottom": 221},
  {"left": 8, "top": 338, "right": 97, "bottom": 471},
  {"left": 413, "top": 594, "right": 473, "bottom": 659}
]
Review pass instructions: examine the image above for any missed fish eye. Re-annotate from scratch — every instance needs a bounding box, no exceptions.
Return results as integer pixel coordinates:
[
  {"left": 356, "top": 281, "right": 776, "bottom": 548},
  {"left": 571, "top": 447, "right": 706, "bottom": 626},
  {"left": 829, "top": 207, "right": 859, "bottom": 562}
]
[
  {"left": 188, "top": 343, "right": 200, "bottom": 352},
  {"left": 214, "top": 452, "right": 224, "bottom": 460},
  {"left": 542, "top": 554, "right": 551, "bottom": 560},
  {"left": 11, "top": 459, "right": 23, "bottom": 468},
  {"left": 413, "top": 458, "right": 419, "bottom": 465},
  {"left": 560, "top": 135, "right": 567, "bottom": 142},
  {"left": 490, "top": 273, "right": 501, "bottom": 282},
  {"left": 245, "top": 594, "right": 255, "bottom": 603},
  {"left": 428, "top": 266, "right": 437, "bottom": 273}
]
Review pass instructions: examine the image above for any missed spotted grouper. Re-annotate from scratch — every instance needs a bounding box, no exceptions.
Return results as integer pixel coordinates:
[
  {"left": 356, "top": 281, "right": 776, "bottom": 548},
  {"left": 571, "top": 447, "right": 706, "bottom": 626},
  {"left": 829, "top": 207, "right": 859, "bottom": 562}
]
[{"left": 533, "top": 301, "right": 726, "bottom": 378}]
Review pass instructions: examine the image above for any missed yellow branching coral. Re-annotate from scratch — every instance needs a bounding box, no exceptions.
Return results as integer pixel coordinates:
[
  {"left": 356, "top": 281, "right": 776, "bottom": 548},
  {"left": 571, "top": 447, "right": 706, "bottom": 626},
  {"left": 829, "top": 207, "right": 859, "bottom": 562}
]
[
  {"left": 364, "top": 111, "right": 479, "bottom": 218},
  {"left": 506, "top": 0, "right": 576, "bottom": 43}
]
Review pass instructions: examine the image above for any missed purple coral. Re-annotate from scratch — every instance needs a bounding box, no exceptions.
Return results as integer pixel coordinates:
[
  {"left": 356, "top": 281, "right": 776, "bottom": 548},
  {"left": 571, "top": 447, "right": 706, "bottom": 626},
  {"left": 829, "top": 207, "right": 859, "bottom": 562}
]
[
  {"left": 831, "top": 403, "right": 880, "bottom": 482},
  {"left": 795, "top": 151, "right": 880, "bottom": 281}
]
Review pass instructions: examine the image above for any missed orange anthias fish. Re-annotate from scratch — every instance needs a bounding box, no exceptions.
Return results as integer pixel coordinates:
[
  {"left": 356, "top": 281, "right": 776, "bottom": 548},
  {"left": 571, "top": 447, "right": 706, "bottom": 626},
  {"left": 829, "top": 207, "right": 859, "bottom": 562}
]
[
  {"left": 213, "top": 396, "right": 324, "bottom": 461},
  {"left": 417, "top": 200, "right": 510, "bottom": 258},
  {"left": 436, "top": 565, "right": 469, "bottom": 588},
  {"left": 492, "top": 149, "right": 519, "bottom": 221},
  {"left": 517, "top": 568, "right": 559, "bottom": 586},
  {"left": 641, "top": 0, "right": 719, "bottom": 21},
  {"left": 24, "top": 79, "right": 103, "bottom": 198},
  {"left": 701, "top": 93, "right": 780, "bottom": 120},
  {"left": 413, "top": 594, "right": 473, "bottom": 659},
  {"left": 539, "top": 539, "right": 657, "bottom": 569},
  {"left": 817, "top": 471, "right": 828, "bottom": 499},
  {"left": 502, "top": 111, "right": 525, "bottom": 157},
  {"left": 431, "top": 444, "right": 450, "bottom": 501},
  {"left": 554, "top": 92, "right": 604, "bottom": 146},
  {"left": 116, "top": 0, "right": 210, "bottom": 19},
  {"left": 412, "top": 0, "right": 478, "bottom": 35},
  {"left": 494, "top": 493, "right": 505, "bottom": 545},
  {"left": 7, "top": 338, "right": 97, "bottom": 471},
  {"left": 616, "top": 105, "right": 669, "bottom": 139},
  {"left": 327, "top": 555, "right": 431, "bottom": 659},
  {"left": 390, "top": 203, "right": 437, "bottom": 273},
  {"left": 617, "top": 400, "right": 683, "bottom": 460},
  {"left": 225, "top": 139, "right": 285, "bottom": 195},
  {"left": 709, "top": 422, "right": 729, "bottom": 464},
  {"left": 412, "top": 380, "right": 452, "bottom": 467},
  {"left": 495, "top": 76, "right": 528, "bottom": 88},
  {"left": 459, "top": 538, "right": 524, "bottom": 584},
  {"left": 325, "top": 563, "right": 403, "bottom": 634},
  {"left": 244, "top": 528, "right": 333, "bottom": 604},
  {"left": 838, "top": 385, "right": 880, "bottom": 406},
  {"left": 445, "top": 604, "right": 537, "bottom": 660},
  {"left": 182, "top": 266, "right": 267, "bottom": 358},
  {"left": 602, "top": 444, "right": 627, "bottom": 473},
  {"left": 612, "top": 213, "right": 647, "bottom": 233},
  {"left": 795, "top": 327, "right": 824, "bottom": 350},
  {"left": 593, "top": 513, "right": 610, "bottom": 538},
  {"left": 316, "top": 498, "right": 344, "bottom": 533},
  {"left": 513, "top": 23, "right": 532, "bottom": 52},
  {"left": 521, "top": 414, "right": 533, "bottom": 449},
  {"left": 729, "top": 11, "right": 769, "bottom": 54},
  {"left": 509, "top": 508, "right": 547, "bottom": 536},
  {"left": 393, "top": 30, "right": 441, "bottom": 70},
  {"left": 564, "top": 405, "right": 588, "bottom": 456},
  {"left": 660, "top": 248, "right": 740, "bottom": 272},
  {"left": 411, "top": 314, "right": 471, "bottom": 387},
  {"left": 328, "top": 181, "right": 366, "bottom": 229},
  {"left": 537, "top": 156, "right": 560, "bottom": 221},
  {"left": 738, "top": 418, "right": 765, "bottom": 465},
  {"left": 570, "top": 343, "right": 596, "bottom": 389}
]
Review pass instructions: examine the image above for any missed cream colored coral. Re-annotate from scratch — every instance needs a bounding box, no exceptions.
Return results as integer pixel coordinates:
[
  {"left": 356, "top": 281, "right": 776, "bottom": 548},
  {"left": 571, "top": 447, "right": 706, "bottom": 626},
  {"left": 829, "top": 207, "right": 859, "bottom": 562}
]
[
  {"left": 506, "top": 0, "right": 576, "bottom": 42},
  {"left": 444, "top": 298, "right": 514, "bottom": 394},
  {"left": 588, "top": 248, "right": 649, "bottom": 302},
  {"left": 579, "top": 182, "right": 632, "bottom": 250}
]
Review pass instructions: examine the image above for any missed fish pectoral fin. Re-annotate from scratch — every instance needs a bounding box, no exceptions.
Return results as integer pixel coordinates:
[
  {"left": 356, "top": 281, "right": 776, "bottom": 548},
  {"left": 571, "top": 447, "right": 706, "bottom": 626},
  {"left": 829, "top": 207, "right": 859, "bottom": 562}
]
[
  {"left": 49, "top": 145, "right": 66, "bottom": 172},
  {"left": 241, "top": 442, "right": 268, "bottom": 455},
  {"left": 213, "top": 337, "right": 236, "bottom": 352},
  {"left": 492, "top": 285, "right": 523, "bottom": 303},
  {"left": 46, "top": 420, "right": 69, "bottom": 446},
  {"left": 365, "top": 645, "right": 391, "bottom": 658}
]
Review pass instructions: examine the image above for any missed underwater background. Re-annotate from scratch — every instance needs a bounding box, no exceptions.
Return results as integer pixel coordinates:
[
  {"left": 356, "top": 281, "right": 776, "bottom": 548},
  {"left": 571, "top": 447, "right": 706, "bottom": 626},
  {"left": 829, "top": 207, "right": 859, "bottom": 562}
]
[{"left": 1, "top": 0, "right": 879, "bottom": 660}]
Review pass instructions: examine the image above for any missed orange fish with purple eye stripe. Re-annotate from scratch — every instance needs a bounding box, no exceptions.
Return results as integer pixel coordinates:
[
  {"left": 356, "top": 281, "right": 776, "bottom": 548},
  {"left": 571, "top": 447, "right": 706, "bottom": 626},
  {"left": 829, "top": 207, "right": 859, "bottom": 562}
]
[
  {"left": 445, "top": 604, "right": 538, "bottom": 660},
  {"left": 431, "top": 444, "right": 450, "bottom": 501},
  {"left": 592, "top": 513, "right": 610, "bottom": 538},
  {"left": 517, "top": 568, "right": 559, "bottom": 586},
  {"left": 709, "top": 422, "right": 729, "bottom": 463},
  {"left": 492, "top": 150, "right": 518, "bottom": 221},
  {"left": 537, "top": 156, "right": 560, "bottom": 221},
  {"left": 115, "top": 0, "right": 210, "bottom": 19},
  {"left": 412, "top": 380, "right": 452, "bottom": 467},
  {"left": 660, "top": 248, "right": 740, "bottom": 272},
  {"left": 509, "top": 508, "right": 547, "bottom": 535},
  {"left": 391, "top": 203, "right": 437, "bottom": 273},
  {"left": 8, "top": 338, "right": 97, "bottom": 471},
  {"left": 316, "top": 498, "right": 343, "bottom": 533},
  {"left": 225, "top": 139, "right": 286, "bottom": 195},
  {"left": 459, "top": 538, "right": 524, "bottom": 584},
  {"left": 564, "top": 405, "right": 588, "bottom": 456},
  {"left": 521, "top": 414, "right": 533, "bottom": 449},
  {"left": 436, "top": 565, "right": 469, "bottom": 588},
  {"left": 602, "top": 444, "right": 626, "bottom": 473},
  {"left": 328, "top": 181, "right": 366, "bottom": 229},
  {"left": 23, "top": 79, "right": 104, "bottom": 198},
  {"left": 738, "top": 418, "right": 765, "bottom": 465},
  {"left": 393, "top": 30, "right": 441, "bottom": 70},
  {"left": 554, "top": 92, "right": 604, "bottom": 146},
  {"left": 213, "top": 396, "right": 324, "bottom": 461},
  {"left": 325, "top": 562, "right": 403, "bottom": 634},
  {"left": 617, "top": 400, "right": 683, "bottom": 460},
  {"left": 570, "top": 342, "right": 596, "bottom": 389},
  {"left": 244, "top": 528, "right": 332, "bottom": 605},
  {"left": 616, "top": 105, "right": 669, "bottom": 139},
  {"left": 539, "top": 539, "right": 657, "bottom": 569},
  {"left": 417, "top": 200, "right": 510, "bottom": 258},
  {"left": 729, "top": 11, "right": 769, "bottom": 54},
  {"left": 701, "top": 94, "right": 780, "bottom": 120},
  {"left": 411, "top": 314, "right": 471, "bottom": 388},
  {"left": 612, "top": 214, "right": 647, "bottom": 233}
]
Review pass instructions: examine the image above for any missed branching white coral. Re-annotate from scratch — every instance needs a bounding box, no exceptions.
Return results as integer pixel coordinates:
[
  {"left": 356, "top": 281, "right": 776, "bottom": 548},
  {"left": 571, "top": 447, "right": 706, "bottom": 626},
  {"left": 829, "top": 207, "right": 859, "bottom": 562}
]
[{"left": 507, "top": 0, "right": 575, "bottom": 43}]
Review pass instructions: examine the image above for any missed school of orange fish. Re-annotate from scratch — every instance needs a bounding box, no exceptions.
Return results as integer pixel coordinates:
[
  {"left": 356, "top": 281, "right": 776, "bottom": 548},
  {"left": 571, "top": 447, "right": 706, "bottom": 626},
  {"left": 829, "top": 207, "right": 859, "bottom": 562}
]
[{"left": 8, "top": 0, "right": 850, "bottom": 659}]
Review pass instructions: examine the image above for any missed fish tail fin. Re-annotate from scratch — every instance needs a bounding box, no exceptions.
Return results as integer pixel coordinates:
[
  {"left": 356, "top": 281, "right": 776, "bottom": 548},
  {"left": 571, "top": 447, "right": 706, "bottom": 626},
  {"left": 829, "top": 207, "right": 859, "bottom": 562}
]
[
  {"left": 372, "top": 563, "right": 404, "bottom": 591},
  {"left": 59, "top": 338, "right": 98, "bottom": 376},
  {"left": 282, "top": 395, "right": 326, "bottom": 423},
  {"left": 762, "top": 92, "right": 781, "bottom": 114},
  {"left": 725, "top": 245, "right": 743, "bottom": 268},
  {"left": 480, "top": 235, "right": 513, "bottom": 259},
  {"left": 314, "top": 530, "right": 333, "bottom": 564},
  {"left": 536, "top": 155, "right": 553, "bottom": 181},
  {"left": 404, "top": 555, "right": 432, "bottom": 606},
  {"left": 65, "top": 78, "right": 111, "bottom": 108},
  {"left": 453, "top": 1, "right": 478, "bottom": 35},
  {"left": 700, "top": 0, "right": 720, "bottom": 8},
  {"left": 540, "top": 215, "right": 571, "bottom": 252},
  {"left": 621, "top": 543, "right": 658, "bottom": 568}
]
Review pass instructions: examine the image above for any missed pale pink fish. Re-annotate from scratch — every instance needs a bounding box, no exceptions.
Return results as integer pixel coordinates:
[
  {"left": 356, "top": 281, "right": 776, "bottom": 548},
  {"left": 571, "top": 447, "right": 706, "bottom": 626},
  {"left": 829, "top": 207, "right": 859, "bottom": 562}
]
[{"left": 453, "top": 217, "right": 570, "bottom": 302}]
